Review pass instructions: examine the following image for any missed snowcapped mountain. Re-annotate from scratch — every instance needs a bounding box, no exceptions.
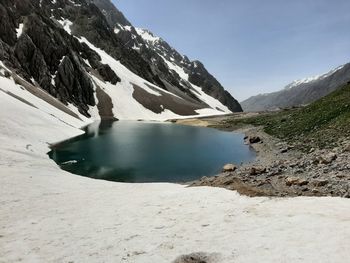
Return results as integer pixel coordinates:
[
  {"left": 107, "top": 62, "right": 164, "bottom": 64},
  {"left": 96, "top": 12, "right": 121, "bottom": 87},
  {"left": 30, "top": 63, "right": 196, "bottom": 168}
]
[
  {"left": 283, "top": 65, "right": 345, "bottom": 90},
  {"left": 99, "top": 0, "right": 242, "bottom": 113},
  {"left": 241, "top": 63, "right": 350, "bottom": 112},
  {"left": 0, "top": 0, "right": 242, "bottom": 122}
]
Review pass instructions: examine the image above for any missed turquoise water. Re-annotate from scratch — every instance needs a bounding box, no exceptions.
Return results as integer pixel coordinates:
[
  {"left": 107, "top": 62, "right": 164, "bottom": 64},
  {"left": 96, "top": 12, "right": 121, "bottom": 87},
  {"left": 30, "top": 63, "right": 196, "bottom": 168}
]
[{"left": 49, "top": 121, "right": 255, "bottom": 183}]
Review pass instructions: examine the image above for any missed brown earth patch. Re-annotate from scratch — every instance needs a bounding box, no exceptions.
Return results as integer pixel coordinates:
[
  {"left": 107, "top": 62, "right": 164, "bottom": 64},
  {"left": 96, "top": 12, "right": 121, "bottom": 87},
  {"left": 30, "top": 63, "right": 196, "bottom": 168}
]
[
  {"left": 95, "top": 85, "right": 117, "bottom": 120},
  {"left": 132, "top": 84, "right": 206, "bottom": 116}
]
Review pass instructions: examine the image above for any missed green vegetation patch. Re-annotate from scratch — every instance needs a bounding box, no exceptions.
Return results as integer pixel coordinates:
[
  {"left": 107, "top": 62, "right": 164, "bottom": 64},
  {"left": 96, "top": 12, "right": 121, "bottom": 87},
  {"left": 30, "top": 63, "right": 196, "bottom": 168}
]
[{"left": 218, "top": 84, "right": 350, "bottom": 150}]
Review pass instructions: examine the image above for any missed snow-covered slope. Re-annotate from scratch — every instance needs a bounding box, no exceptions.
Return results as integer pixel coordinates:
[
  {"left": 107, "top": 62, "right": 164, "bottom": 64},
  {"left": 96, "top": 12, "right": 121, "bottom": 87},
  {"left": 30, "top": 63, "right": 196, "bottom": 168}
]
[
  {"left": 1, "top": 73, "right": 350, "bottom": 262},
  {"left": 241, "top": 63, "right": 350, "bottom": 112},
  {"left": 0, "top": 0, "right": 241, "bottom": 122}
]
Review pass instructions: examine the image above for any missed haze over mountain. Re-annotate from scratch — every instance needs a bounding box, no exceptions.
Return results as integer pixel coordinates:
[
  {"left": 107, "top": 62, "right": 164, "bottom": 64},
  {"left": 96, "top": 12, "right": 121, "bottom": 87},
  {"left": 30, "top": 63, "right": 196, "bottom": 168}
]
[{"left": 241, "top": 63, "right": 350, "bottom": 112}]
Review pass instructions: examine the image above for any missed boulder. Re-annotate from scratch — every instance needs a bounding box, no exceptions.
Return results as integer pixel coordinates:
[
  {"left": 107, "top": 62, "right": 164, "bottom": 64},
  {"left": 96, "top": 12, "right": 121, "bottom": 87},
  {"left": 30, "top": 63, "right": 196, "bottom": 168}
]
[
  {"left": 249, "top": 136, "right": 261, "bottom": 144},
  {"left": 313, "top": 180, "right": 329, "bottom": 187},
  {"left": 343, "top": 144, "right": 350, "bottom": 152},
  {"left": 318, "top": 153, "right": 337, "bottom": 164},
  {"left": 222, "top": 164, "right": 237, "bottom": 172},
  {"left": 4, "top": 70, "right": 11, "bottom": 78},
  {"left": 249, "top": 167, "right": 266, "bottom": 175},
  {"left": 285, "top": 177, "right": 309, "bottom": 186},
  {"left": 280, "top": 148, "right": 288, "bottom": 153}
]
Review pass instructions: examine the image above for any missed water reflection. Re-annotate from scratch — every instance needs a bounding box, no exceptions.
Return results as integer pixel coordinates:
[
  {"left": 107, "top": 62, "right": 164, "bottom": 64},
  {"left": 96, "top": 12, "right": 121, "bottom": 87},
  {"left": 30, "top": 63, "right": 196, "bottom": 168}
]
[{"left": 49, "top": 121, "right": 255, "bottom": 183}]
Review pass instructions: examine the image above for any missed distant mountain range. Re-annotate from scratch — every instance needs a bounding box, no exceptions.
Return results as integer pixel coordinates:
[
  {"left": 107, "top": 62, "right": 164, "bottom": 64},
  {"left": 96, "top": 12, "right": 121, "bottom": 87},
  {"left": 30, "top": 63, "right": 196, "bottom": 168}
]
[
  {"left": 0, "top": 0, "right": 242, "bottom": 121},
  {"left": 241, "top": 63, "right": 350, "bottom": 112}
]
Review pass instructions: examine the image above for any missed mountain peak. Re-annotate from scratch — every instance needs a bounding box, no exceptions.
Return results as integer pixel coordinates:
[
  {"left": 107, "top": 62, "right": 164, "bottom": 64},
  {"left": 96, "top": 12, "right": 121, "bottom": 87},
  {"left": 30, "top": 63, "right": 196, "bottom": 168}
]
[
  {"left": 135, "top": 28, "right": 161, "bottom": 44},
  {"left": 87, "top": 0, "right": 131, "bottom": 26}
]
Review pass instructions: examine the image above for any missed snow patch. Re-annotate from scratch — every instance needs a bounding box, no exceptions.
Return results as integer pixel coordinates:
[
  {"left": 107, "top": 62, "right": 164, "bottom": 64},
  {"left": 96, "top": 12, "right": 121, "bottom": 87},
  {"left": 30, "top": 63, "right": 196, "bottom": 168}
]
[
  {"left": 16, "top": 23, "right": 24, "bottom": 38},
  {"left": 136, "top": 28, "right": 161, "bottom": 43},
  {"left": 160, "top": 55, "right": 230, "bottom": 113},
  {"left": 68, "top": 0, "right": 81, "bottom": 7},
  {"left": 78, "top": 37, "right": 161, "bottom": 97},
  {"left": 124, "top": 25, "right": 132, "bottom": 31},
  {"left": 61, "top": 160, "right": 78, "bottom": 165},
  {"left": 57, "top": 19, "right": 73, "bottom": 34}
]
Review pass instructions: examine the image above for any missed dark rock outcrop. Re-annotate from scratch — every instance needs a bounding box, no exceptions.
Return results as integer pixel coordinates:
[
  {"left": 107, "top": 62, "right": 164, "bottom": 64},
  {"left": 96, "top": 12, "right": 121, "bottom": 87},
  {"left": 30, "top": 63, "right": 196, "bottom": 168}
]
[
  {"left": 54, "top": 54, "right": 95, "bottom": 115},
  {"left": 188, "top": 61, "right": 242, "bottom": 112},
  {"left": 96, "top": 64, "right": 120, "bottom": 84},
  {"left": 86, "top": 0, "right": 131, "bottom": 27},
  {"left": 0, "top": 0, "right": 122, "bottom": 116}
]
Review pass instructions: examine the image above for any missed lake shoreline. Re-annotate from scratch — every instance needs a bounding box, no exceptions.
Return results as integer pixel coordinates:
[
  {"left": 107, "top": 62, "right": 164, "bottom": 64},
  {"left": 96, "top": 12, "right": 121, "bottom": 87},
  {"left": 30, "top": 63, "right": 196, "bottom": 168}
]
[
  {"left": 49, "top": 120, "right": 255, "bottom": 183},
  {"left": 2, "top": 98, "right": 350, "bottom": 262},
  {"left": 172, "top": 114, "right": 350, "bottom": 198}
]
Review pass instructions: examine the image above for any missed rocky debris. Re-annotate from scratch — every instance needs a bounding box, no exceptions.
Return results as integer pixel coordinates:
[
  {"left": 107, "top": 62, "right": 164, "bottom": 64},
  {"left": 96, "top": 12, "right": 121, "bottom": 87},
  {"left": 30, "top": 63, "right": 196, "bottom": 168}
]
[
  {"left": 222, "top": 164, "right": 237, "bottom": 172},
  {"left": 249, "top": 167, "right": 266, "bottom": 175},
  {"left": 190, "top": 128, "right": 350, "bottom": 198},
  {"left": 313, "top": 180, "right": 328, "bottom": 187},
  {"left": 280, "top": 145, "right": 294, "bottom": 153},
  {"left": 343, "top": 144, "right": 350, "bottom": 152}
]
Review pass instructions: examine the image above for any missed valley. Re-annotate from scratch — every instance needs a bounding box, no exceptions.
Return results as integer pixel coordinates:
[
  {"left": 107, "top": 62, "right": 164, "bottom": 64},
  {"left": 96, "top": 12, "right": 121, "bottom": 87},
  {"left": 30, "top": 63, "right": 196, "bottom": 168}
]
[
  {"left": 1, "top": 82, "right": 350, "bottom": 262},
  {"left": 0, "top": 0, "right": 349, "bottom": 262}
]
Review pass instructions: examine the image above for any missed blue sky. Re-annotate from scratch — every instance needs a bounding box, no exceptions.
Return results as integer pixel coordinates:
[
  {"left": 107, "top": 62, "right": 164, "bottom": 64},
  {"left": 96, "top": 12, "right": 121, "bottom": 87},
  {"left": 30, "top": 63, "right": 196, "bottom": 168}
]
[{"left": 113, "top": 0, "right": 350, "bottom": 101}]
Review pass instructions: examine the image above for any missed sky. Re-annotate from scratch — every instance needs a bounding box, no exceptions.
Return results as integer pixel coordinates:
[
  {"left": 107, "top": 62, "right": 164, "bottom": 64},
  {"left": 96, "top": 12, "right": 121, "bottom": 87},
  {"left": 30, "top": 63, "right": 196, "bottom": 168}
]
[{"left": 113, "top": 0, "right": 350, "bottom": 101}]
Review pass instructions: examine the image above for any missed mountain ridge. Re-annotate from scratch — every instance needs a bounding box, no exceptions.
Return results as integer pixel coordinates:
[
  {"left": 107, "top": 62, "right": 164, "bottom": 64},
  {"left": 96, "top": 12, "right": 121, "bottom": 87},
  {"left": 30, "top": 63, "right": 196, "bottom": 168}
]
[
  {"left": 99, "top": 0, "right": 242, "bottom": 112},
  {"left": 0, "top": 0, "right": 242, "bottom": 121},
  {"left": 241, "top": 63, "right": 350, "bottom": 112}
]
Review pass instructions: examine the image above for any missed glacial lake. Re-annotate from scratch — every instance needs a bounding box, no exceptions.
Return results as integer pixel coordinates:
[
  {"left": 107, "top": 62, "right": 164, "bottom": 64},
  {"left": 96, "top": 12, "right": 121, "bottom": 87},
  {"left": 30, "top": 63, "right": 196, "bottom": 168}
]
[{"left": 49, "top": 121, "right": 255, "bottom": 183}]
